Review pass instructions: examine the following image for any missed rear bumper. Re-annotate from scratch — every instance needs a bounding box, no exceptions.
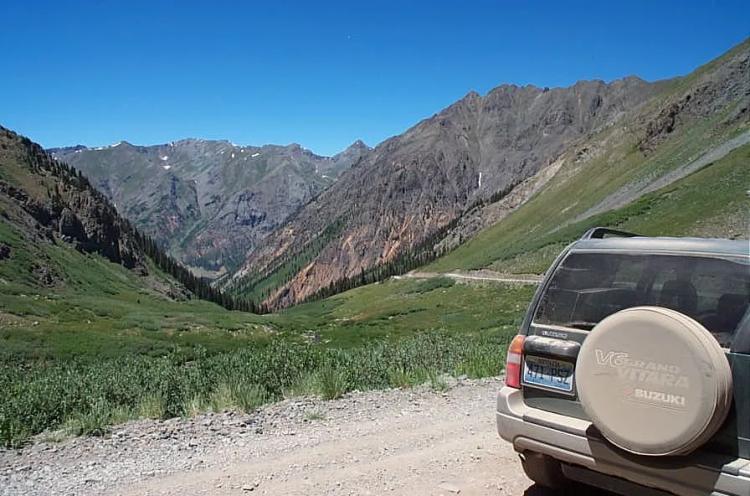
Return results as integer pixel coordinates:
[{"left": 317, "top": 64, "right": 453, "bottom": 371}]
[{"left": 497, "top": 387, "right": 750, "bottom": 496}]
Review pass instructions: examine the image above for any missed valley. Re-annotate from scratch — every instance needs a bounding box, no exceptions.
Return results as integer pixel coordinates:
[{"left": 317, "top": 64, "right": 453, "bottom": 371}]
[
  {"left": 0, "top": 38, "right": 748, "bottom": 460},
  {"left": 51, "top": 139, "right": 369, "bottom": 276},
  {"left": 232, "top": 38, "right": 749, "bottom": 310}
]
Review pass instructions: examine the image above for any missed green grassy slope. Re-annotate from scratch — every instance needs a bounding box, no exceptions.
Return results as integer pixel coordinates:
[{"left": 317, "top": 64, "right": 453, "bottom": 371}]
[
  {"left": 428, "top": 116, "right": 749, "bottom": 274},
  {"left": 0, "top": 217, "right": 267, "bottom": 361},
  {"left": 279, "top": 276, "right": 534, "bottom": 347},
  {"left": 1, "top": 235, "right": 532, "bottom": 446},
  {"left": 1, "top": 222, "right": 532, "bottom": 361},
  {"left": 427, "top": 40, "right": 749, "bottom": 273},
  {"left": 427, "top": 135, "right": 750, "bottom": 273}
]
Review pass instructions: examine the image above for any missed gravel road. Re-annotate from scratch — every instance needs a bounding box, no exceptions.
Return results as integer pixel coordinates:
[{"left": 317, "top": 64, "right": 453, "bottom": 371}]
[
  {"left": 1, "top": 378, "right": 611, "bottom": 496},
  {"left": 404, "top": 271, "right": 542, "bottom": 285}
]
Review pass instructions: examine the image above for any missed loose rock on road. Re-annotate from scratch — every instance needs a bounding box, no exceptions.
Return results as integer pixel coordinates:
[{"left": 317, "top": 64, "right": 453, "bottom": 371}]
[{"left": 1, "top": 377, "right": 612, "bottom": 495}]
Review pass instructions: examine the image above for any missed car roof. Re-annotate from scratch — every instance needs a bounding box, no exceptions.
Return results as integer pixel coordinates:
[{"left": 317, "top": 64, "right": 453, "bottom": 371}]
[{"left": 570, "top": 236, "right": 750, "bottom": 258}]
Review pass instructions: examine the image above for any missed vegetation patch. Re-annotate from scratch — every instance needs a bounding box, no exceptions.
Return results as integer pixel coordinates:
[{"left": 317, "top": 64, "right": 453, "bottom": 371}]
[
  {"left": 407, "top": 276, "right": 456, "bottom": 294},
  {"left": 0, "top": 330, "right": 521, "bottom": 448},
  {"left": 430, "top": 141, "right": 750, "bottom": 272}
]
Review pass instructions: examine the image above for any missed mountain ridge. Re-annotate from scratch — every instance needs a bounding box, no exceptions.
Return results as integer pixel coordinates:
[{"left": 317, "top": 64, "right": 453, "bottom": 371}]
[
  {"left": 51, "top": 138, "right": 370, "bottom": 276},
  {"left": 231, "top": 38, "right": 749, "bottom": 309},
  {"left": 231, "top": 76, "right": 661, "bottom": 304}
]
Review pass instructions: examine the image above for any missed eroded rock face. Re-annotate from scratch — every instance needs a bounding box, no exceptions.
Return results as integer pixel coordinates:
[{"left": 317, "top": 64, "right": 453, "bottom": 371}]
[
  {"left": 0, "top": 127, "right": 143, "bottom": 272},
  {"left": 51, "top": 139, "right": 369, "bottom": 275},
  {"left": 235, "top": 41, "right": 750, "bottom": 309},
  {"left": 235, "top": 78, "right": 658, "bottom": 307},
  {"left": 0, "top": 242, "right": 11, "bottom": 260},
  {"left": 58, "top": 207, "right": 86, "bottom": 240},
  {"left": 638, "top": 45, "right": 750, "bottom": 153}
]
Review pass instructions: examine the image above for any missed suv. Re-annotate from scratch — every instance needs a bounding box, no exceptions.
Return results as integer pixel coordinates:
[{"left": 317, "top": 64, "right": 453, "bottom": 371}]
[{"left": 497, "top": 228, "right": 750, "bottom": 496}]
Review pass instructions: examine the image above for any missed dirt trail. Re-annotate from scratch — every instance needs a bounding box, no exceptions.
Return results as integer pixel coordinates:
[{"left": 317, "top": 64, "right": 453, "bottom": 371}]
[
  {"left": 0, "top": 378, "right": 611, "bottom": 496},
  {"left": 404, "top": 271, "right": 542, "bottom": 285}
]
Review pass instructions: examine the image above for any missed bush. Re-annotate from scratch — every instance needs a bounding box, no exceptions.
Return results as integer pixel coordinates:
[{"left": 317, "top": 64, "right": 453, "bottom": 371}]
[
  {"left": 137, "top": 394, "right": 166, "bottom": 419},
  {"left": 0, "top": 331, "right": 509, "bottom": 447},
  {"left": 387, "top": 366, "right": 429, "bottom": 388},
  {"left": 230, "top": 381, "right": 268, "bottom": 412},
  {"left": 62, "top": 398, "right": 112, "bottom": 437},
  {"left": 283, "top": 372, "right": 319, "bottom": 398},
  {"left": 183, "top": 394, "right": 208, "bottom": 417},
  {"left": 208, "top": 383, "right": 234, "bottom": 412},
  {"left": 408, "top": 277, "right": 455, "bottom": 294},
  {"left": 314, "top": 365, "right": 348, "bottom": 400},
  {"left": 428, "top": 370, "right": 450, "bottom": 392}
]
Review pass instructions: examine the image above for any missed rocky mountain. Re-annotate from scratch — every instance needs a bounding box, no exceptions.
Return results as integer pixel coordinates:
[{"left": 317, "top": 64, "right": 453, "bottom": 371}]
[
  {"left": 51, "top": 138, "right": 369, "bottom": 277},
  {"left": 1, "top": 127, "right": 145, "bottom": 278},
  {"left": 0, "top": 126, "right": 251, "bottom": 309},
  {"left": 231, "top": 38, "right": 750, "bottom": 309}
]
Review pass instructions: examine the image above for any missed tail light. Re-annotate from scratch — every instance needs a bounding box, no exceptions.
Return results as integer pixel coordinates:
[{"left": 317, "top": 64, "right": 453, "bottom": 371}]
[{"left": 505, "top": 334, "right": 525, "bottom": 389}]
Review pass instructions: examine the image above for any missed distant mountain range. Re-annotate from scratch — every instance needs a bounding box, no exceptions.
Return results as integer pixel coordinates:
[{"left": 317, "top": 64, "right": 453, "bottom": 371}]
[
  {"left": 45, "top": 38, "right": 750, "bottom": 310},
  {"left": 0, "top": 126, "right": 186, "bottom": 300},
  {"left": 50, "top": 138, "right": 369, "bottom": 276},
  {"left": 230, "top": 38, "right": 749, "bottom": 309}
]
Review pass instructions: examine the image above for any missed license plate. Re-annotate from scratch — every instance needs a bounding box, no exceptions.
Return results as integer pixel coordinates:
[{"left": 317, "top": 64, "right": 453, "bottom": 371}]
[{"left": 522, "top": 355, "right": 574, "bottom": 393}]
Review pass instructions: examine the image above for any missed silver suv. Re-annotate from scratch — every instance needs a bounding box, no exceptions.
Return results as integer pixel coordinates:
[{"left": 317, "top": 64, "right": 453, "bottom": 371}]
[{"left": 497, "top": 228, "right": 750, "bottom": 496}]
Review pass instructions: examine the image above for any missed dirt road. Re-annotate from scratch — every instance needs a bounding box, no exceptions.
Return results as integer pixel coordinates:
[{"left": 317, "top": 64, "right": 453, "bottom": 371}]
[
  {"left": 404, "top": 271, "right": 542, "bottom": 285},
  {"left": 1, "top": 378, "right": 609, "bottom": 496}
]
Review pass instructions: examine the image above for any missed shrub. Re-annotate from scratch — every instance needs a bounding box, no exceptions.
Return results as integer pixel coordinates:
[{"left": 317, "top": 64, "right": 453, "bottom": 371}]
[
  {"left": 209, "top": 383, "right": 234, "bottom": 412},
  {"left": 387, "top": 366, "right": 429, "bottom": 388},
  {"left": 283, "top": 372, "right": 319, "bottom": 398},
  {"left": 137, "top": 394, "right": 166, "bottom": 419},
  {"left": 428, "top": 370, "right": 450, "bottom": 392},
  {"left": 408, "top": 277, "right": 455, "bottom": 294},
  {"left": 0, "top": 330, "right": 510, "bottom": 446},
  {"left": 314, "top": 365, "right": 348, "bottom": 400},
  {"left": 230, "top": 382, "right": 268, "bottom": 412},
  {"left": 183, "top": 394, "right": 208, "bottom": 417},
  {"left": 63, "top": 398, "right": 112, "bottom": 437}
]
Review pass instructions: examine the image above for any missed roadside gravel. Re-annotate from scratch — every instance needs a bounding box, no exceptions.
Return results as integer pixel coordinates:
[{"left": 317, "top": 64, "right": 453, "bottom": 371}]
[{"left": 1, "top": 377, "right": 609, "bottom": 496}]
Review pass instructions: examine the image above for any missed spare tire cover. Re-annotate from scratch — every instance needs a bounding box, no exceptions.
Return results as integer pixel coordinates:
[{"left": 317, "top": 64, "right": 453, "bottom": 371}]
[{"left": 575, "top": 306, "right": 733, "bottom": 456}]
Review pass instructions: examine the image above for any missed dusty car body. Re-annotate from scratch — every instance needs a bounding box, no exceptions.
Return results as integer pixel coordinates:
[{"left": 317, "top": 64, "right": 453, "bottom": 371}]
[{"left": 497, "top": 228, "right": 750, "bottom": 496}]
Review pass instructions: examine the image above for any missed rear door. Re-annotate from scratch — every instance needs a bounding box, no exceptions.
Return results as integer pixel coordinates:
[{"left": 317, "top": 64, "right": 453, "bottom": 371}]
[{"left": 520, "top": 249, "right": 750, "bottom": 456}]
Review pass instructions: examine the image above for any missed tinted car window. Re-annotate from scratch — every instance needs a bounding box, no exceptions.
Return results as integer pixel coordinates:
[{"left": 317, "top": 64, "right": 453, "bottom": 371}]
[{"left": 534, "top": 252, "right": 750, "bottom": 346}]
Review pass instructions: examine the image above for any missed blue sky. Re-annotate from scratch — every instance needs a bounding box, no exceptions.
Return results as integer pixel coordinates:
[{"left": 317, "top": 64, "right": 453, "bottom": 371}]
[{"left": 1, "top": 1, "right": 748, "bottom": 156}]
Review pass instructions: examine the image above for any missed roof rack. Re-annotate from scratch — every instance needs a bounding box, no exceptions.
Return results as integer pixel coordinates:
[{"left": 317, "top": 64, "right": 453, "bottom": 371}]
[{"left": 581, "top": 227, "right": 640, "bottom": 240}]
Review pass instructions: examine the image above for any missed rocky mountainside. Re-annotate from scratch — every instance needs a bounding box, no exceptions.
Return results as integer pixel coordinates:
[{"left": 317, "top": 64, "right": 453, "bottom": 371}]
[
  {"left": 51, "top": 139, "right": 369, "bottom": 276},
  {"left": 231, "top": 79, "right": 659, "bottom": 305},
  {"left": 0, "top": 127, "right": 146, "bottom": 279},
  {"left": 0, "top": 127, "right": 249, "bottom": 308},
  {"left": 231, "top": 38, "right": 749, "bottom": 309}
]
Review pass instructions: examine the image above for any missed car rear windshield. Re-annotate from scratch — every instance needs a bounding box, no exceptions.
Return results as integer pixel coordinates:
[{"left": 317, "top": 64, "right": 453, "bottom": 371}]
[{"left": 534, "top": 251, "right": 750, "bottom": 347}]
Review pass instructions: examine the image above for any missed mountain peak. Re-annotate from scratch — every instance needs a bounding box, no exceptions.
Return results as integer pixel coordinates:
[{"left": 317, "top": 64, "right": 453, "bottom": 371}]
[{"left": 346, "top": 139, "right": 369, "bottom": 151}]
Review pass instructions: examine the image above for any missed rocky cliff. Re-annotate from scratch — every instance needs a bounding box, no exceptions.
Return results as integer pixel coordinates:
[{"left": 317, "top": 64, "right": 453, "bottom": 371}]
[
  {"left": 51, "top": 138, "right": 368, "bottom": 276},
  {"left": 0, "top": 127, "right": 144, "bottom": 278},
  {"left": 232, "top": 39, "right": 749, "bottom": 309}
]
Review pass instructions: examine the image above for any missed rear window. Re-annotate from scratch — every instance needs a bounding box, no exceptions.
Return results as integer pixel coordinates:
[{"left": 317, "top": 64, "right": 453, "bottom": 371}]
[{"left": 534, "top": 252, "right": 750, "bottom": 347}]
